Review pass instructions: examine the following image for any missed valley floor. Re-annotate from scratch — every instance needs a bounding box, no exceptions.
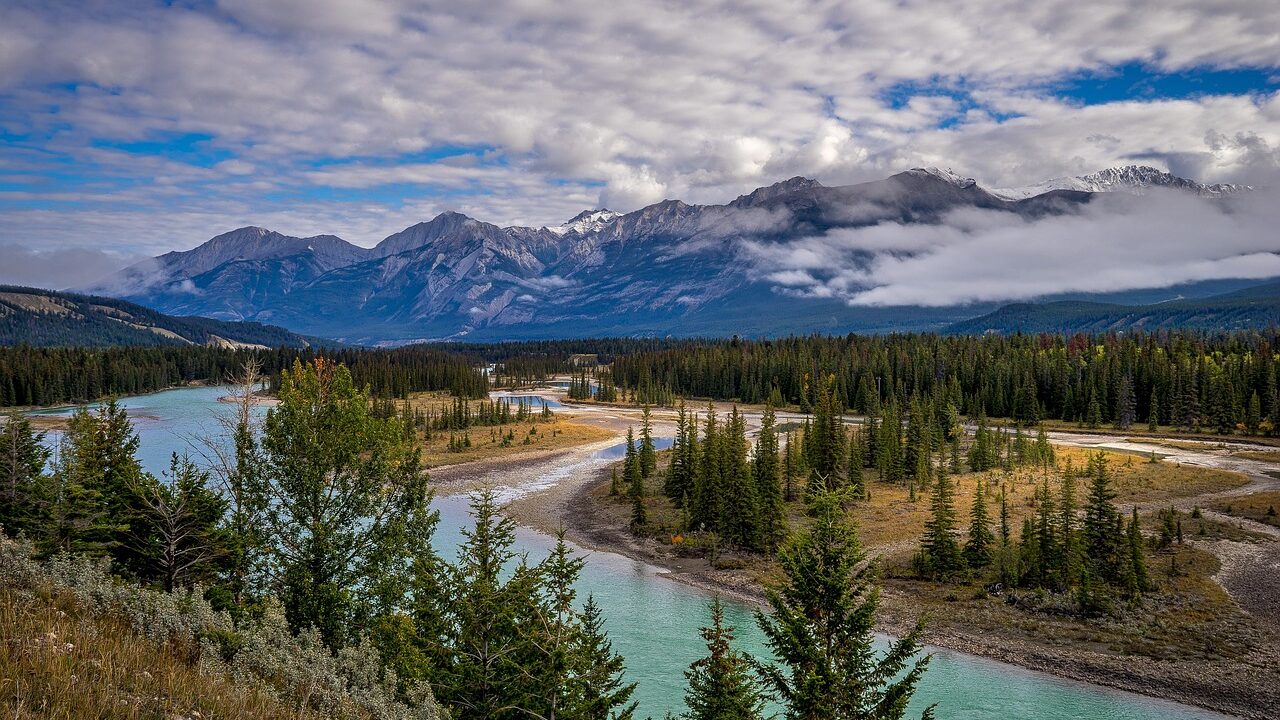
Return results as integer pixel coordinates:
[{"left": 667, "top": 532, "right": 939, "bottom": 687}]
[{"left": 439, "top": 393, "right": 1280, "bottom": 720}]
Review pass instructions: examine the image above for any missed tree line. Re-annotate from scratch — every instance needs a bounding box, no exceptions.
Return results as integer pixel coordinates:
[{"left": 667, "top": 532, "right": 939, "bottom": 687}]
[
  {"left": 0, "top": 344, "right": 489, "bottom": 408},
  {"left": 607, "top": 332, "right": 1280, "bottom": 436},
  {"left": 0, "top": 357, "right": 934, "bottom": 720}
]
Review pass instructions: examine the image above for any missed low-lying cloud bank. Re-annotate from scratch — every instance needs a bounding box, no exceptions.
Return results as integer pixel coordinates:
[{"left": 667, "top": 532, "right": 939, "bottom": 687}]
[
  {"left": 0, "top": 244, "right": 141, "bottom": 292},
  {"left": 744, "top": 189, "right": 1280, "bottom": 306}
]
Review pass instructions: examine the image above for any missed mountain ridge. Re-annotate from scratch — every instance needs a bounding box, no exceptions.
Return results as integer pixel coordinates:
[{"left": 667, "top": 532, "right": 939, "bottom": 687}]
[{"left": 86, "top": 165, "right": 1257, "bottom": 343}]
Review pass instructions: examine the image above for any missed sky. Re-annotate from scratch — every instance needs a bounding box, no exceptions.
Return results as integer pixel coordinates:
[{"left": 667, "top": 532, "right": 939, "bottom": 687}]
[{"left": 1, "top": 0, "right": 1279, "bottom": 293}]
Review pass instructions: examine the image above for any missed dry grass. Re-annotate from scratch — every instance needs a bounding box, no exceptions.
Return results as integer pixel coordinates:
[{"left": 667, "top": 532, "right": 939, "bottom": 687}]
[
  {"left": 0, "top": 589, "right": 302, "bottom": 720},
  {"left": 1210, "top": 491, "right": 1280, "bottom": 529},
  {"left": 1232, "top": 449, "right": 1280, "bottom": 463},
  {"left": 418, "top": 418, "right": 613, "bottom": 467}
]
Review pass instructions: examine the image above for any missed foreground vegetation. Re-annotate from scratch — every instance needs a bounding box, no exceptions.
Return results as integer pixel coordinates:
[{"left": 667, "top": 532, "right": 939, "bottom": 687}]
[{"left": 1, "top": 358, "right": 934, "bottom": 719}]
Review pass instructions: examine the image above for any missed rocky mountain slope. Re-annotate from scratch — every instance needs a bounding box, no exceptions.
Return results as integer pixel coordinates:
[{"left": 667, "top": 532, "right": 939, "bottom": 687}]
[
  {"left": 0, "top": 286, "right": 325, "bottom": 348},
  {"left": 88, "top": 166, "right": 1254, "bottom": 343}
]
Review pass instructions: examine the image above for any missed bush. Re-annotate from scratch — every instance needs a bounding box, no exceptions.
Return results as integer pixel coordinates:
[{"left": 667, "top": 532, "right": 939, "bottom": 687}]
[{"left": 0, "top": 534, "right": 444, "bottom": 720}]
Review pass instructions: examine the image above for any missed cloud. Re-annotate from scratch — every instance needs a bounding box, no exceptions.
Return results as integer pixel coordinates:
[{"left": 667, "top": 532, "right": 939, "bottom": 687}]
[
  {"left": 0, "top": 244, "right": 143, "bottom": 291},
  {"left": 0, "top": 0, "right": 1277, "bottom": 264},
  {"left": 744, "top": 189, "right": 1280, "bottom": 306}
]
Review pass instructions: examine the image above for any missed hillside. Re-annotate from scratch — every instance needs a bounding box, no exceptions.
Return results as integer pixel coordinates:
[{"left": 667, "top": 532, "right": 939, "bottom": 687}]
[
  {"left": 946, "top": 282, "right": 1280, "bottom": 334},
  {"left": 0, "top": 286, "right": 326, "bottom": 347}
]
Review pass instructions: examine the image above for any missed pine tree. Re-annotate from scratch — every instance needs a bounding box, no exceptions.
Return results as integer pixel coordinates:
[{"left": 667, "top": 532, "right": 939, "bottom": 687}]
[
  {"left": 134, "top": 453, "right": 229, "bottom": 592},
  {"left": 1126, "top": 508, "right": 1150, "bottom": 597},
  {"left": 964, "top": 475, "right": 994, "bottom": 569},
  {"left": 576, "top": 596, "right": 638, "bottom": 720},
  {"left": 754, "top": 405, "right": 785, "bottom": 551},
  {"left": 639, "top": 405, "right": 657, "bottom": 478},
  {"left": 0, "top": 413, "right": 50, "bottom": 538},
  {"left": 1082, "top": 452, "right": 1122, "bottom": 585},
  {"left": 666, "top": 402, "right": 696, "bottom": 504},
  {"left": 1147, "top": 389, "right": 1160, "bottom": 432},
  {"left": 1245, "top": 391, "right": 1262, "bottom": 435},
  {"left": 847, "top": 428, "right": 865, "bottom": 496},
  {"left": 1114, "top": 375, "right": 1136, "bottom": 430},
  {"left": 756, "top": 492, "right": 934, "bottom": 720},
  {"left": 1056, "top": 469, "right": 1081, "bottom": 588},
  {"left": 682, "top": 597, "right": 765, "bottom": 720},
  {"left": 692, "top": 404, "right": 724, "bottom": 533},
  {"left": 629, "top": 434, "right": 647, "bottom": 530},
  {"left": 807, "top": 376, "right": 846, "bottom": 493},
  {"left": 917, "top": 457, "right": 963, "bottom": 579},
  {"left": 424, "top": 488, "right": 541, "bottom": 718},
  {"left": 722, "top": 408, "right": 757, "bottom": 548}
]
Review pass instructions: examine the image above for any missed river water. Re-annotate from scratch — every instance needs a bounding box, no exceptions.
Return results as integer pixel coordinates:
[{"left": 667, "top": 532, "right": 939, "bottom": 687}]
[{"left": 29, "top": 387, "right": 1231, "bottom": 719}]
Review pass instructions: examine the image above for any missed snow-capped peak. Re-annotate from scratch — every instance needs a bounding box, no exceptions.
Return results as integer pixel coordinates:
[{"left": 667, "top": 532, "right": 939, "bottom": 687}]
[
  {"left": 992, "top": 165, "right": 1251, "bottom": 200},
  {"left": 909, "top": 167, "right": 978, "bottom": 189},
  {"left": 545, "top": 209, "right": 622, "bottom": 235}
]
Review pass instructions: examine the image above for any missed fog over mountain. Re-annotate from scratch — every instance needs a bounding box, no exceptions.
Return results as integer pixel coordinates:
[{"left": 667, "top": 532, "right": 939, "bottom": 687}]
[{"left": 86, "top": 165, "right": 1279, "bottom": 343}]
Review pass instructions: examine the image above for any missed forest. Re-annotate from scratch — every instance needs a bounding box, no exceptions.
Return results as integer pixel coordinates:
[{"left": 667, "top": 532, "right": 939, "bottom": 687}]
[
  {"left": 0, "top": 344, "right": 490, "bottom": 407},
  {"left": 607, "top": 331, "right": 1280, "bottom": 435}
]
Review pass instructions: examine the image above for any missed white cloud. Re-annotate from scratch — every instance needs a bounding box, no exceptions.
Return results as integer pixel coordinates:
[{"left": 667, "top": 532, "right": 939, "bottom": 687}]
[
  {"left": 744, "top": 190, "right": 1280, "bottom": 306},
  {"left": 0, "top": 0, "right": 1277, "bottom": 285}
]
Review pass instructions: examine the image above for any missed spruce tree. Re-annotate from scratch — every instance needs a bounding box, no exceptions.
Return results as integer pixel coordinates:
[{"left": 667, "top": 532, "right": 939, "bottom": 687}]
[
  {"left": 722, "top": 408, "right": 757, "bottom": 548},
  {"left": 629, "top": 435, "right": 647, "bottom": 530},
  {"left": 639, "top": 405, "right": 657, "bottom": 478},
  {"left": 683, "top": 597, "right": 765, "bottom": 720},
  {"left": 576, "top": 596, "right": 638, "bottom": 720},
  {"left": 1126, "top": 508, "right": 1150, "bottom": 597},
  {"left": 918, "top": 457, "right": 963, "bottom": 579},
  {"left": 808, "top": 376, "right": 846, "bottom": 493},
  {"left": 964, "top": 475, "right": 994, "bottom": 569},
  {"left": 1082, "top": 452, "right": 1123, "bottom": 585},
  {"left": 0, "top": 413, "right": 50, "bottom": 538},
  {"left": 756, "top": 492, "right": 934, "bottom": 720},
  {"left": 754, "top": 405, "right": 785, "bottom": 551}
]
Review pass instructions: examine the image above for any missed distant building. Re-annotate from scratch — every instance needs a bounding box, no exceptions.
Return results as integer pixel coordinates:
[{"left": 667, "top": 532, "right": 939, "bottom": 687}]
[{"left": 568, "top": 353, "right": 598, "bottom": 367}]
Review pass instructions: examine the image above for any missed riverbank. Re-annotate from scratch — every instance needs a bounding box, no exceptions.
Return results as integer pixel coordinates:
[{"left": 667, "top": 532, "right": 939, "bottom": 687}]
[
  {"left": 483, "top": 435, "right": 1274, "bottom": 717},
  {"left": 504, "top": 459, "right": 1275, "bottom": 720}
]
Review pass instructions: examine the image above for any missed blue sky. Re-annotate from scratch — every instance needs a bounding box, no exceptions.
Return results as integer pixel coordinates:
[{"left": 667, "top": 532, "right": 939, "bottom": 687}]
[{"left": 0, "top": 0, "right": 1277, "bottom": 289}]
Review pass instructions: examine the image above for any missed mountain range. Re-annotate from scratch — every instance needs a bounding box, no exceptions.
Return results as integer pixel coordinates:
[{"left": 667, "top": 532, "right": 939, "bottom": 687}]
[{"left": 87, "top": 165, "right": 1268, "bottom": 343}]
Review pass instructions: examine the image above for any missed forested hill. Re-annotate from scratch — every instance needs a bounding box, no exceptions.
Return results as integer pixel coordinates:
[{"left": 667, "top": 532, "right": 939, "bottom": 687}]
[
  {"left": 0, "top": 286, "right": 328, "bottom": 348},
  {"left": 945, "top": 282, "right": 1280, "bottom": 335}
]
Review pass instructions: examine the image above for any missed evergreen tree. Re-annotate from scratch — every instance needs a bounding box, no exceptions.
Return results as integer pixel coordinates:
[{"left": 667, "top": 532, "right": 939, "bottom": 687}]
[
  {"left": 262, "top": 358, "right": 432, "bottom": 647},
  {"left": 1126, "top": 508, "right": 1150, "bottom": 597},
  {"left": 721, "top": 408, "right": 757, "bottom": 547},
  {"left": 629, "top": 433, "right": 647, "bottom": 530},
  {"left": 917, "top": 458, "right": 963, "bottom": 579},
  {"left": 1114, "top": 375, "right": 1136, "bottom": 430},
  {"left": 754, "top": 405, "right": 785, "bottom": 551},
  {"left": 424, "top": 488, "right": 541, "bottom": 718},
  {"left": 692, "top": 404, "right": 723, "bottom": 533},
  {"left": 756, "top": 492, "right": 934, "bottom": 720},
  {"left": 1147, "top": 390, "right": 1160, "bottom": 432},
  {"left": 807, "top": 376, "right": 847, "bottom": 493},
  {"left": 682, "top": 597, "right": 765, "bottom": 720},
  {"left": 134, "top": 453, "right": 229, "bottom": 592},
  {"left": 1245, "top": 391, "right": 1262, "bottom": 435},
  {"left": 576, "top": 596, "right": 638, "bottom": 720},
  {"left": 0, "top": 413, "right": 50, "bottom": 538},
  {"left": 1056, "top": 470, "right": 1081, "bottom": 588},
  {"left": 964, "top": 475, "right": 994, "bottom": 569},
  {"left": 639, "top": 405, "right": 657, "bottom": 478},
  {"left": 666, "top": 402, "right": 696, "bottom": 504},
  {"left": 1082, "top": 453, "right": 1122, "bottom": 586}
]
